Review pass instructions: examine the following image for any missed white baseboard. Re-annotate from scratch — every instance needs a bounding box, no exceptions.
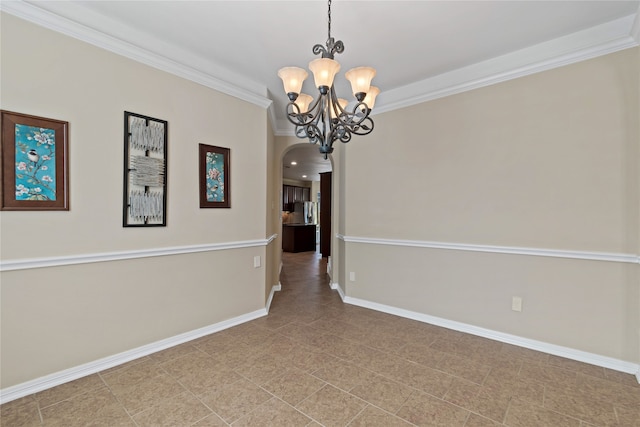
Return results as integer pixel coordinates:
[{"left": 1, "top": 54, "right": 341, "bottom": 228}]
[
  {"left": 341, "top": 294, "right": 640, "bottom": 380},
  {"left": 331, "top": 282, "right": 345, "bottom": 301},
  {"left": 266, "top": 282, "right": 282, "bottom": 312},
  {"left": 0, "top": 308, "right": 268, "bottom": 404}
]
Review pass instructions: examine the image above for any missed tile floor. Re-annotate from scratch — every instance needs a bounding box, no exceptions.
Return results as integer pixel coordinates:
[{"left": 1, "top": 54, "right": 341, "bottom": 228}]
[{"left": 2, "top": 250, "right": 639, "bottom": 426}]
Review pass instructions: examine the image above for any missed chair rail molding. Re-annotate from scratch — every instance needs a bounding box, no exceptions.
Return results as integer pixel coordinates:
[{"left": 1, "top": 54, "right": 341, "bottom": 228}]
[
  {"left": 0, "top": 235, "right": 278, "bottom": 272},
  {"left": 337, "top": 234, "right": 639, "bottom": 264}
]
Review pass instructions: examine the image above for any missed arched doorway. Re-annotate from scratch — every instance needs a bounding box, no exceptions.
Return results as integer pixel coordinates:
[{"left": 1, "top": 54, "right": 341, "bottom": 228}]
[{"left": 281, "top": 144, "right": 333, "bottom": 257}]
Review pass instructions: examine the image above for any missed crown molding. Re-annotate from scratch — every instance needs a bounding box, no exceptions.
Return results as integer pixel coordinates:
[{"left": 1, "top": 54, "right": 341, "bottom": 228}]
[
  {"left": 267, "top": 103, "right": 280, "bottom": 136},
  {"left": 373, "top": 14, "right": 638, "bottom": 116},
  {"left": 0, "top": 0, "right": 272, "bottom": 110},
  {"left": 1, "top": 1, "right": 636, "bottom": 135},
  {"left": 274, "top": 119, "right": 296, "bottom": 137},
  {"left": 632, "top": 5, "right": 640, "bottom": 42}
]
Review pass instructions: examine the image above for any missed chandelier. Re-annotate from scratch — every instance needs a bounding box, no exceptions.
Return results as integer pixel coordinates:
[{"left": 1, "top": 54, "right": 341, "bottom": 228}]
[{"left": 278, "top": 0, "right": 379, "bottom": 159}]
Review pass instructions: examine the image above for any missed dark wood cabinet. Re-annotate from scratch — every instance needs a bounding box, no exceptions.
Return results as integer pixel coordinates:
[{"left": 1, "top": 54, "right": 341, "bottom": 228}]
[
  {"left": 282, "top": 184, "right": 311, "bottom": 211},
  {"left": 283, "top": 185, "right": 293, "bottom": 209},
  {"left": 282, "top": 224, "right": 316, "bottom": 252}
]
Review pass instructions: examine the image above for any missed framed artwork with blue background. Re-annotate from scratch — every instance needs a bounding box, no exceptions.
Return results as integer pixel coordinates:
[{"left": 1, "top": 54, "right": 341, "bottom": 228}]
[
  {"left": 199, "top": 143, "right": 230, "bottom": 208},
  {"left": 1, "top": 110, "right": 69, "bottom": 210}
]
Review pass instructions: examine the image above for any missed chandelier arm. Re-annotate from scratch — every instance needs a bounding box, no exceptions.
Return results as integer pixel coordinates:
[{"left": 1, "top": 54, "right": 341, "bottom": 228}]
[
  {"left": 328, "top": 89, "right": 343, "bottom": 121},
  {"left": 326, "top": 87, "right": 370, "bottom": 130},
  {"left": 296, "top": 123, "right": 323, "bottom": 145},
  {"left": 284, "top": 95, "right": 324, "bottom": 127},
  {"left": 334, "top": 123, "right": 353, "bottom": 143},
  {"left": 304, "top": 95, "right": 324, "bottom": 123},
  {"left": 335, "top": 105, "right": 371, "bottom": 130},
  {"left": 349, "top": 116, "right": 375, "bottom": 136},
  {"left": 285, "top": 104, "right": 307, "bottom": 126}
]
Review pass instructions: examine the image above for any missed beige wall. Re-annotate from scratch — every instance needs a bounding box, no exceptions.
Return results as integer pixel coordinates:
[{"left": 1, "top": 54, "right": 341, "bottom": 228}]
[
  {"left": 342, "top": 48, "right": 640, "bottom": 363},
  {"left": 1, "top": 14, "right": 270, "bottom": 388},
  {"left": 335, "top": 142, "right": 347, "bottom": 291},
  {"left": 347, "top": 48, "right": 638, "bottom": 252},
  {"left": 1, "top": 250, "right": 265, "bottom": 387},
  {"left": 265, "top": 117, "right": 281, "bottom": 302}
]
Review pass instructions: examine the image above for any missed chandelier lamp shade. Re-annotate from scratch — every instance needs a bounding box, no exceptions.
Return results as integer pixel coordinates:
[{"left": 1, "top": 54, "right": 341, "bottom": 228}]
[{"left": 277, "top": 0, "right": 379, "bottom": 159}]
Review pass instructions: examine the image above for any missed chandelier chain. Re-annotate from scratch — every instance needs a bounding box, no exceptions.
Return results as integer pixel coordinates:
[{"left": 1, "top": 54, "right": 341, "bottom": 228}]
[{"left": 327, "top": 0, "right": 332, "bottom": 44}]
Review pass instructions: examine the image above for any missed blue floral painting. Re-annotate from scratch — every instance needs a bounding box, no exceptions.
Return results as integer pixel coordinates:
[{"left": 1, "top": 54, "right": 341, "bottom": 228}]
[
  {"left": 14, "top": 124, "right": 57, "bottom": 201},
  {"left": 206, "top": 151, "right": 225, "bottom": 202}
]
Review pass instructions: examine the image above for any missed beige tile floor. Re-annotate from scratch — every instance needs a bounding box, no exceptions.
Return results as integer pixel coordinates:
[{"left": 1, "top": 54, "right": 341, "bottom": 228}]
[{"left": 2, "top": 250, "right": 639, "bottom": 426}]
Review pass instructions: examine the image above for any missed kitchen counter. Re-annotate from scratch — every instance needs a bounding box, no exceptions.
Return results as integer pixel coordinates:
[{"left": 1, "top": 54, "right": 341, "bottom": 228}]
[{"left": 282, "top": 223, "right": 316, "bottom": 252}]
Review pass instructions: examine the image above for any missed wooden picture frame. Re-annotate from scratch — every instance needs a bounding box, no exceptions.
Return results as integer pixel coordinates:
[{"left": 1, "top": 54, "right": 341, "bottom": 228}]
[
  {"left": 1, "top": 110, "right": 69, "bottom": 210},
  {"left": 123, "top": 111, "right": 168, "bottom": 227},
  {"left": 199, "top": 144, "right": 230, "bottom": 208}
]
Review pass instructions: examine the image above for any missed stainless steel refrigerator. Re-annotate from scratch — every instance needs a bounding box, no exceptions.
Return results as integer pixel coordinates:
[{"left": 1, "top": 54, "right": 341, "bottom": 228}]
[
  {"left": 303, "top": 201, "right": 317, "bottom": 224},
  {"left": 293, "top": 201, "right": 317, "bottom": 225}
]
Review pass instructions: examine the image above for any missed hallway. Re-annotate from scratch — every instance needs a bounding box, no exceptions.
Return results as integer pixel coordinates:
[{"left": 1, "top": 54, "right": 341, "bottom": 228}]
[{"left": 2, "top": 251, "right": 639, "bottom": 426}]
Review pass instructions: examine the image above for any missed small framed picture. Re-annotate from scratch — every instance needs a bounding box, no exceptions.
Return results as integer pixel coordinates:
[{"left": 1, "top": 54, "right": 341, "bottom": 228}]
[
  {"left": 199, "top": 144, "right": 230, "bottom": 208},
  {"left": 1, "top": 110, "right": 69, "bottom": 210}
]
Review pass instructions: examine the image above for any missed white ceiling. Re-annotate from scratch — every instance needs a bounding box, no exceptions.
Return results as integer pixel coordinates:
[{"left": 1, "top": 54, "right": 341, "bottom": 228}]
[{"left": 2, "top": 0, "right": 639, "bottom": 182}]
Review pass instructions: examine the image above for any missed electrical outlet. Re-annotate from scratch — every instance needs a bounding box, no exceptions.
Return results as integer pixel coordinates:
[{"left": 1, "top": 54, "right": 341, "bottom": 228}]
[
  {"left": 254, "top": 256, "right": 261, "bottom": 268},
  {"left": 349, "top": 272, "right": 356, "bottom": 282},
  {"left": 512, "top": 296, "right": 522, "bottom": 312}
]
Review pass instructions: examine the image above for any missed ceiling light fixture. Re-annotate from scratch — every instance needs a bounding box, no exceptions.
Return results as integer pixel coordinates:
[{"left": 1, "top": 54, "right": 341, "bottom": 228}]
[{"left": 278, "top": 0, "right": 379, "bottom": 159}]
